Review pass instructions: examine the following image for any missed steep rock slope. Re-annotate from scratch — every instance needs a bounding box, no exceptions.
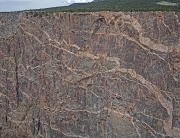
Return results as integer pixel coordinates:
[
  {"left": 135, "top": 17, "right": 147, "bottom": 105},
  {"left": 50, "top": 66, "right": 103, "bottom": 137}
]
[{"left": 0, "top": 11, "right": 180, "bottom": 138}]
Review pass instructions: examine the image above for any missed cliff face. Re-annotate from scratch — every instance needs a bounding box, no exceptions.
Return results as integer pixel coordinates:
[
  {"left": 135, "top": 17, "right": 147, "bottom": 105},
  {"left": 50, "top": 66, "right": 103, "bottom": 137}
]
[{"left": 0, "top": 11, "right": 180, "bottom": 138}]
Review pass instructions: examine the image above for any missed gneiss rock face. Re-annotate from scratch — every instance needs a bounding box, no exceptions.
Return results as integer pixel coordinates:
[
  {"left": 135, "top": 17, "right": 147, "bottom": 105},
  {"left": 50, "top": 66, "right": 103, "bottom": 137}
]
[{"left": 0, "top": 11, "right": 180, "bottom": 138}]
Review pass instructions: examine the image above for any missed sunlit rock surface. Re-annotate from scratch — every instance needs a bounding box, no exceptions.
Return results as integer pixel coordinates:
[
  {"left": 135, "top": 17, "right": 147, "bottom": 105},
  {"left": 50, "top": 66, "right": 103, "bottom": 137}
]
[{"left": 0, "top": 11, "right": 180, "bottom": 138}]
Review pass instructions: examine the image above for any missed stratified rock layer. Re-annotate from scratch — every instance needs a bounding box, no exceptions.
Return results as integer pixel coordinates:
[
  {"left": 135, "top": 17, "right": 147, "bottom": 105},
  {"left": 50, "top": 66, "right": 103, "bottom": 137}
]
[{"left": 0, "top": 11, "right": 180, "bottom": 138}]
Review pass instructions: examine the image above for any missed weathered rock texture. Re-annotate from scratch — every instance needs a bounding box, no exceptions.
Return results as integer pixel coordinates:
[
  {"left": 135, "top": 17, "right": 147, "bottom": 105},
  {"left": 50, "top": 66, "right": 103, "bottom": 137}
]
[{"left": 0, "top": 11, "right": 180, "bottom": 138}]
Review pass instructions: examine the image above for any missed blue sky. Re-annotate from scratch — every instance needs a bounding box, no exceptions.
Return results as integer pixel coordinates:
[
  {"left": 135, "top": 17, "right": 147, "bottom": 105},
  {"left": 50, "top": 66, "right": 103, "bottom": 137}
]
[{"left": 0, "top": 0, "right": 93, "bottom": 12}]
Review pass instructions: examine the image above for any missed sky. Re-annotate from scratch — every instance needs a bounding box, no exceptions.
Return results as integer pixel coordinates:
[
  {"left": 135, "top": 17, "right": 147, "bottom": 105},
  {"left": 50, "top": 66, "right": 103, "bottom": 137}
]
[{"left": 0, "top": 0, "right": 93, "bottom": 12}]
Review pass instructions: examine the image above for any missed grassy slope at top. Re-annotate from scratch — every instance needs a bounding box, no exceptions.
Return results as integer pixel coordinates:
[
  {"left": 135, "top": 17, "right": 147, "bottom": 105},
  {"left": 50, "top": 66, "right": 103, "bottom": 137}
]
[{"left": 35, "top": 0, "right": 180, "bottom": 12}]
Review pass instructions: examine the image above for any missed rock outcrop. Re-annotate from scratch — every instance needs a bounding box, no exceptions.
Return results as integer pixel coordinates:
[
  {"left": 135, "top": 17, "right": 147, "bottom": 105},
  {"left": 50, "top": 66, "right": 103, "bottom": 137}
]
[{"left": 0, "top": 11, "right": 180, "bottom": 138}]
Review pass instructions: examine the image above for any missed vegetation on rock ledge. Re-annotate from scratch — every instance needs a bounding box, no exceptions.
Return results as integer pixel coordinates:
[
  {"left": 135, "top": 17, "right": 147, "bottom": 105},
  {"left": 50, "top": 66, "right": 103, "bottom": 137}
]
[{"left": 29, "top": 0, "right": 180, "bottom": 13}]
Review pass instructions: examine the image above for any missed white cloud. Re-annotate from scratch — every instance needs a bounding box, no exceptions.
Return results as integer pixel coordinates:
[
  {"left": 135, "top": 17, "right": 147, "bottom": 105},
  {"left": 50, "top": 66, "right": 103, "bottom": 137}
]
[
  {"left": 11, "top": 0, "right": 33, "bottom": 1},
  {"left": 0, "top": 0, "right": 94, "bottom": 12},
  {"left": 67, "top": 0, "right": 93, "bottom": 3},
  {"left": 0, "top": 0, "right": 93, "bottom": 2}
]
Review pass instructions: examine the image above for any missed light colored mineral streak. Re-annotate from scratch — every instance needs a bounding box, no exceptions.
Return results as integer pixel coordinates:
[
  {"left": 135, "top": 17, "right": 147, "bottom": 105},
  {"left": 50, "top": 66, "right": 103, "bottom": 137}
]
[
  {"left": 7, "top": 12, "right": 180, "bottom": 137},
  {"left": 77, "top": 50, "right": 180, "bottom": 137},
  {"left": 122, "top": 12, "right": 180, "bottom": 53}
]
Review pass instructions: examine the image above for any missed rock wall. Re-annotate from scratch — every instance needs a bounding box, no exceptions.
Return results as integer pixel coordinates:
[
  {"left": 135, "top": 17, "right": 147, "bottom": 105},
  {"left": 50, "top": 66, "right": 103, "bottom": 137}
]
[
  {"left": 0, "top": 12, "right": 22, "bottom": 38},
  {"left": 0, "top": 11, "right": 180, "bottom": 138}
]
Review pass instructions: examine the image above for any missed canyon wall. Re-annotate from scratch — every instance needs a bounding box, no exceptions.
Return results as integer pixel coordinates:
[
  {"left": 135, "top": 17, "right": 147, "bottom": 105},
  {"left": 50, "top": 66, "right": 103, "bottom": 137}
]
[{"left": 0, "top": 11, "right": 180, "bottom": 138}]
